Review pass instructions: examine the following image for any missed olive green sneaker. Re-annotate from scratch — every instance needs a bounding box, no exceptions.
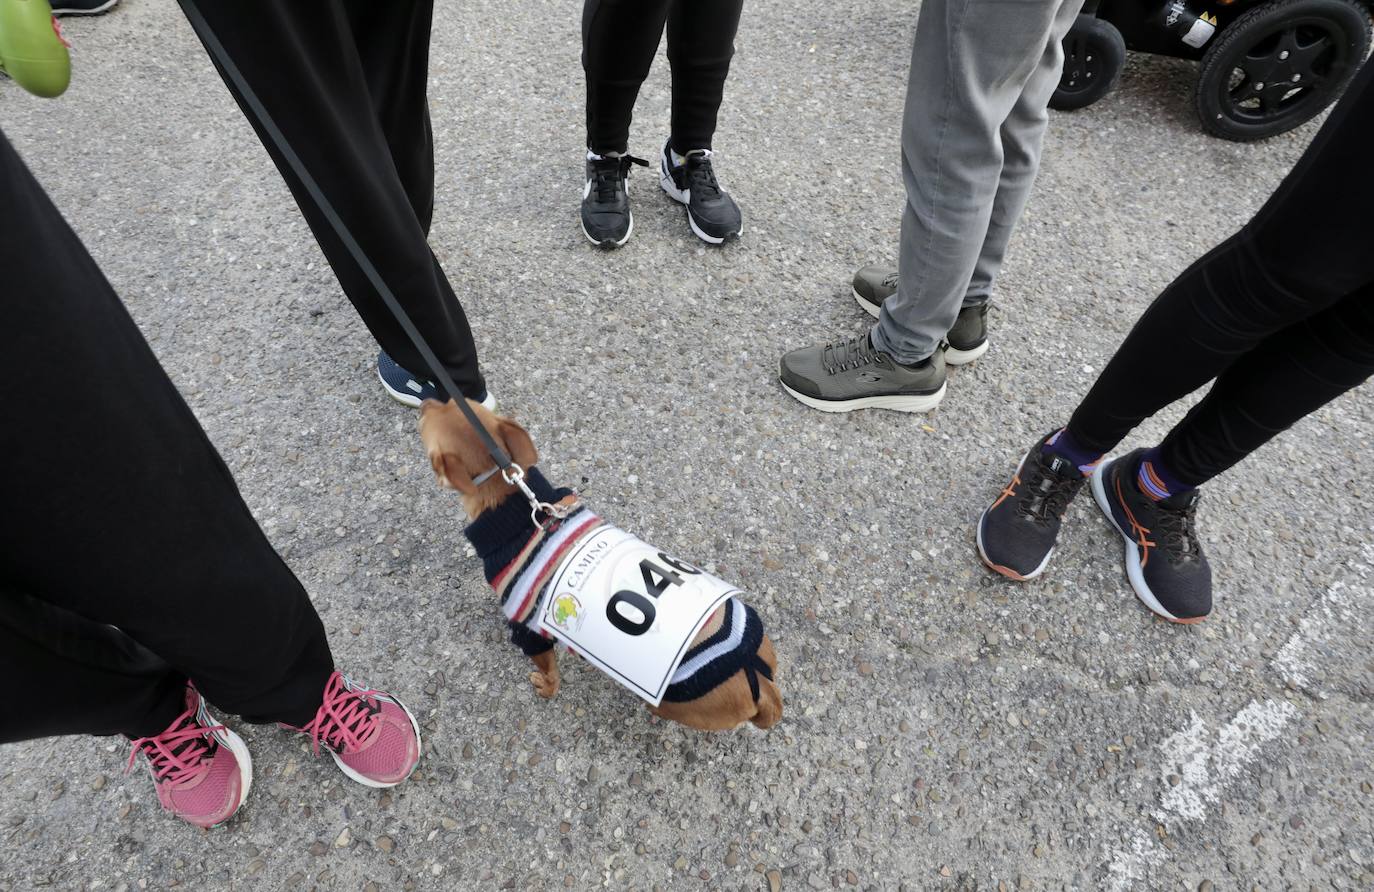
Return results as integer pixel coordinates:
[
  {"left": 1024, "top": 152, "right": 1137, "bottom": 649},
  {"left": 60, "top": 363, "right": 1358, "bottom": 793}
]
[
  {"left": 850, "top": 265, "right": 990, "bottom": 364},
  {"left": 778, "top": 334, "right": 946, "bottom": 413}
]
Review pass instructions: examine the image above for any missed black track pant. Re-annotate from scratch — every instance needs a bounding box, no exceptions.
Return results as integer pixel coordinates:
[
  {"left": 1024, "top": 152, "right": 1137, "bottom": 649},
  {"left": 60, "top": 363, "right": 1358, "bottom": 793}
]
[
  {"left": 583, "top": 0, "right": 744, "bottom": 155},
  {"left": 0, "top": 132, "right": 333, "bottom": 743},
  {"left": 176, "top": 0, "right": 486, "bottom": 400},
  {"left": 1066, "top": 59, "right": 1374, "bottom": 487}
]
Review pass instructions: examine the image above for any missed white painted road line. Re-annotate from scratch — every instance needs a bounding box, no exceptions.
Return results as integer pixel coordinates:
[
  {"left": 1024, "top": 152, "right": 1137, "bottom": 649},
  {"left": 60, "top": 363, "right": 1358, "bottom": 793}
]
[
  {"left": 1103, "top": 547, "right": 1372, "bottom": 888},
  {"left": 1273, "top": 549, "right": 1372, "bottom": 699},
  {"left": 1105, "top": 699, "right": 1300, "bottom": 890}
]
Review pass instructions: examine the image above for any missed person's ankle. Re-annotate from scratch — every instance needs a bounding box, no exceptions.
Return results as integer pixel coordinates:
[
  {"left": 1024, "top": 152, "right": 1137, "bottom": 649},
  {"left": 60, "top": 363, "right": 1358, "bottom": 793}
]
[
  {"left": 869, "top": 332, "right": 932, "bottom": 369},
  {"left": 1134, "top": 446, "right": 1193, "bottom": 502},
  {"left": 1045, "top": 427, "right": 1102, "bottom": 475}
]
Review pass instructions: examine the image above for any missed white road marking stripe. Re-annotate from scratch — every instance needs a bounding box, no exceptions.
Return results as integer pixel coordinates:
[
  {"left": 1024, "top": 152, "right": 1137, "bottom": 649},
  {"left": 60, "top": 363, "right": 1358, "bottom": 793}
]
[
  {"left": 1272, "top": 548, "right": 1371, "bottom": 699},
  {"left": 1104, "top": 699, "right": 1299, "bottom": 890}
]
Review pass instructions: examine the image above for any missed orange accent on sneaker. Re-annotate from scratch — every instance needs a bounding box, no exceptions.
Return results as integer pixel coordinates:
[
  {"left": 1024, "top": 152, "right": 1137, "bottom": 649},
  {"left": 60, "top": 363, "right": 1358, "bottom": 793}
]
[
  {"left": 990, "top": 472, "right": 1021, "bottom": 511},
  {"left": 1115, "top": 473, "right": 1157, "bottom": 568}
]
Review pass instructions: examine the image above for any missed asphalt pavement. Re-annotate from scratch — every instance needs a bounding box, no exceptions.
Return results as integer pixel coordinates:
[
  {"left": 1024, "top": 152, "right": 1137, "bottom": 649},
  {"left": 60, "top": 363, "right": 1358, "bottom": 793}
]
[{"left": 2, "top": 1, "right": 1372, "bottom": 890}]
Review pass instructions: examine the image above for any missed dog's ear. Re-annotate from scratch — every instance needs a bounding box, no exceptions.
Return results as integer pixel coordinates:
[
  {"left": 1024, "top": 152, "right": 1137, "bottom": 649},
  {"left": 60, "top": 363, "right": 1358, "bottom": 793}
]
[
  {"left": 750, "top": 635, "right": 783, "bottom": 730},
  {"left": 497, "top": 416, "right": 539, "bottom": 469},
  {"left": 431, "top": 451, "right": 479, "bottom": 495},
  {"left": 419, "top": 399, "right": 479, "bottom": 495}
]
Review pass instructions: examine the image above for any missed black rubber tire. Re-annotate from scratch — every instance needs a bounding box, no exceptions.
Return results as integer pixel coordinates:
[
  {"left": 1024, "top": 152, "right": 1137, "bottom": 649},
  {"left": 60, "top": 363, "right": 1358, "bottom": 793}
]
[
  {"left": 1051, "top": 15, "right": 1128, "bottom": 111},
  {"left": 1195, "top": 0, "right": 1372, "bottom": 140}
]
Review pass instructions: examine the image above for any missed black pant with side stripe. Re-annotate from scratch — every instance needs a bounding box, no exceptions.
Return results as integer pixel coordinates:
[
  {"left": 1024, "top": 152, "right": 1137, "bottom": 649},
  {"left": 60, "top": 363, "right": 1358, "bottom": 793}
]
[
  {"left": 177, "top": 0, "right": 487, "bottom": 401},
  {"left": 1066, "top": 58, "right": 1374, "bottom": 486},
  {"left": 0, "top": 131, "right": 334, "bottom": 743}
]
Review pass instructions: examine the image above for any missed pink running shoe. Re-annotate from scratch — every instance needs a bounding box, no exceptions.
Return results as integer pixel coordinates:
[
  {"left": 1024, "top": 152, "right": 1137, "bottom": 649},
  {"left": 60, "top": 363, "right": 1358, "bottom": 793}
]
[
  {"left": 286, "top": 670, "right": 421, "bottom": 788},
  {"left": 125, "top": 686, "right": 252, "bottom": 829}
]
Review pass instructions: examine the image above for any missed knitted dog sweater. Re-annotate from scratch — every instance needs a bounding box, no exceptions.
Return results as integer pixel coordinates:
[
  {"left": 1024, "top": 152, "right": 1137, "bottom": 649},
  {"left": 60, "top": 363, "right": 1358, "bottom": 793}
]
[{"left": 462, "top": 467, "right": 772, "bottom": 703}]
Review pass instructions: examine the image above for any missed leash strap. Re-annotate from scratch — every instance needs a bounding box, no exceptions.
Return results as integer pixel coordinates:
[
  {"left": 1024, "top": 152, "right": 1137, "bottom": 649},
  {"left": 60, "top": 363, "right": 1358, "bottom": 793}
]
[{"left": 181, "top": 1, "right": 569, "bottom": 524}]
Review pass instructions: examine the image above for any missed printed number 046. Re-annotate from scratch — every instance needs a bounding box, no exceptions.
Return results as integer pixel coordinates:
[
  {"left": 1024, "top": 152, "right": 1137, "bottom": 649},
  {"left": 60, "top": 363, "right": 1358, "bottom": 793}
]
[{"left": 606, "top": 553, "right": 701, "bottom": 636}]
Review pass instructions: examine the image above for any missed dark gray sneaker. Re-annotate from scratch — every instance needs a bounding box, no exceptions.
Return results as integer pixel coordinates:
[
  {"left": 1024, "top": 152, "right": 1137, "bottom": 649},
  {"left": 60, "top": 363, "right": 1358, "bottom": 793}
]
[
  {"left": 778, "top": 335, "right": 946, "bottom": 413},
  {"left": 851, "top": 265, "right": 990, "bottom": 364},
  {"left": 977, "top": 432, "right": 1087, "bottom": 580},
  {"left": 851, "top": 264, "right": 900, "bottom": 314},
  {"left": 1091, "top": 450, "right": 1212, "bottom": 624},
  {"left": 945, "top": 303, "right": 989, "bottom": 364}
]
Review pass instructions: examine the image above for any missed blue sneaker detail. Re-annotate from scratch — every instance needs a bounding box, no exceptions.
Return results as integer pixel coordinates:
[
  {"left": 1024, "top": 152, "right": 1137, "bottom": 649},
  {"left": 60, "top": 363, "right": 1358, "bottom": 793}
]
[
  {"left": 375, "top": 351, "right": 494, "bottom": 410},
  {"left": 377, "top": 351, "right": 438, "bottom": 407}
]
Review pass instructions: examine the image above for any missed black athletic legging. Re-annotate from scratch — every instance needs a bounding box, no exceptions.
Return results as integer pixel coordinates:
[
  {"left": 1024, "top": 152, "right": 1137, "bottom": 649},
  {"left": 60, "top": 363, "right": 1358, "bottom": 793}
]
[
  {"left": 583, "top": 0, "right": 744, "bottom": 155},
  {"left": 1066, "top": 58, "right": 1374, "bottom": 487}
]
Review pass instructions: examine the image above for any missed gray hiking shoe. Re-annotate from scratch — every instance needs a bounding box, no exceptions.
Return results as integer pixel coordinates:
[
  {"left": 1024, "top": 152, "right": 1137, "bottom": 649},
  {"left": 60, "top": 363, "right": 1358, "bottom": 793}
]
[
  {"left": 851, "top": 265, "right": 899, "bottom": 314},
  {"left": 945, "top": 303, "right": 989, "bottom": 364},
  {"left": 779, "top": 334, "right": 947, "bottom": 413},
  {"left": 851, "top": 265, "right": 990, "bottom": 365}
]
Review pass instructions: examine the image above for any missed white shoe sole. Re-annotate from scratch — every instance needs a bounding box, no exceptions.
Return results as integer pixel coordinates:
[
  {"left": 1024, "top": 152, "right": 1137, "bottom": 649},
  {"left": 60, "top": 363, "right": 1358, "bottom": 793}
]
[
  {"left": 780, "top": 379, "right": 946, "bottom": 413},
  {"left": 975, "top": 448, "right": 1054, "bottom": 581},
  {"left": 377, "top": 367, "right": 495, "bottom": 412},
  {"left": 851, "top": 287, "right": 989, "bottom": 365},
  {"left": 217, "top": 726, "right": 253, "bottom": 823},
  {"left": 660, "top": 164, "right": 742, "bottom": 245},
  {"left": 52, "top": 0, "right": 118, "bottom": 13},
  {"left": 1090, "top": 461, "right": 1195, "bottom": 624},
  {"left": 945, "top": 341, "right": 990, "bottom": 365},
  {"left": 327, "top": 692, "right": 424, "bottom": 789}
]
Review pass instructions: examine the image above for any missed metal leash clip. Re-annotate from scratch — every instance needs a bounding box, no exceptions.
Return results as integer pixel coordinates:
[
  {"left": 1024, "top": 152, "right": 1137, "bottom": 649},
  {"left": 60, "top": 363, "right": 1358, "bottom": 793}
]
[{"left": 503, "top": 464, "right": 573, "bottom": 530}]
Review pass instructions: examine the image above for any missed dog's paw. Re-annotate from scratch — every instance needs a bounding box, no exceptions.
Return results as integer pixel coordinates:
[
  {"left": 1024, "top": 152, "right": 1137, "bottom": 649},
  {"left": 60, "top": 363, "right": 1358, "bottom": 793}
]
[{"left": 529, "top": 670, "right": 560, "bottom": 699}]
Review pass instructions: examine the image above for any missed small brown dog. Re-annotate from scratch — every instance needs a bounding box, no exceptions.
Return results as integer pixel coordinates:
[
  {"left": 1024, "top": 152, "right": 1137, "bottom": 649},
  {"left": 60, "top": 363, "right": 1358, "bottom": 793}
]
[{"left": 419, "top": 398, "right": 781, "bottom": 731}]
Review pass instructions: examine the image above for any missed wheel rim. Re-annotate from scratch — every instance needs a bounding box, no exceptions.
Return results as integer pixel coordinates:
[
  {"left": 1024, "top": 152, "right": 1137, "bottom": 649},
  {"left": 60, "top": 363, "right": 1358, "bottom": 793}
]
[
  {"left": 1215, "top": 14, "right": 1356, "bottom": 130},
  {"left": 1061, "top": 33, "right": 1109, "bottom": 94}
]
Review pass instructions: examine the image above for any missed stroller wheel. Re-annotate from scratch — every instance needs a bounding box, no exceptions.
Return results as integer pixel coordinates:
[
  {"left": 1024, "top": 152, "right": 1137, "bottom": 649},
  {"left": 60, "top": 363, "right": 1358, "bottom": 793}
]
[
  {"left": 1195, "top": 0, "right": 1371, "bottom": 140},
  {"left": 1051, "top": 15, "right": 1127, "bottom": 111}
]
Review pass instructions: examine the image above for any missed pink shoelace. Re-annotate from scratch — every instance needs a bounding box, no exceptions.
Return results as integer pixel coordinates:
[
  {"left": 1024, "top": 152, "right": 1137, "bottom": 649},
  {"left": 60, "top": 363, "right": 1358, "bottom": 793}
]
[
  {"left": 126, "top": 706, "right": 223, "bottom": 788},
  {"left": 300, "top": 670, "right": 382, "bottom": 755}
]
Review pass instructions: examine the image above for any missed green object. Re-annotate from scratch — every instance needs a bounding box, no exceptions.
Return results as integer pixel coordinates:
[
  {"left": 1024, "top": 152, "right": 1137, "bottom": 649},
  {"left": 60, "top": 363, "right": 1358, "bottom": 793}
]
[{"left": 0, "top": 0, "right": 70, "bottom": 98}]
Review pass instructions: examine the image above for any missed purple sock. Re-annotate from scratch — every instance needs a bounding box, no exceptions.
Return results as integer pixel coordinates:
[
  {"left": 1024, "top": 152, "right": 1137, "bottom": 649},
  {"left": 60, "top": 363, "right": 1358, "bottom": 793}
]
[
  {"left": 1045, "top": 427, "right": 1102, "bottom": 475},
  {"left": 1135, "top": 446, "right": 1191, "bottom": 501}
]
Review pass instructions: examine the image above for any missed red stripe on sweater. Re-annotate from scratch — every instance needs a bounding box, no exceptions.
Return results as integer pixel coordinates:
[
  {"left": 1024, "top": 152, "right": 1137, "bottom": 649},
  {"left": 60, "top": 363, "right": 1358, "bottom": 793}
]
[{"left": 505, "top": 515, "right": 603, "bottom": 623}]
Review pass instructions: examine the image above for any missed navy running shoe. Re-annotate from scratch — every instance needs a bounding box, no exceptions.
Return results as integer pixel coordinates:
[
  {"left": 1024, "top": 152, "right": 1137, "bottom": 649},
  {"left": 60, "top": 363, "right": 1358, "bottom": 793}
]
[
  {"left": 1091, "top": 450, "right": 1212, "bottom": 624},
  {"left": 376, "top": 351, "right": 493, "bottom": 410},
  {"left": 977, "top": 431, "right": 1087, "bottom": 580}
]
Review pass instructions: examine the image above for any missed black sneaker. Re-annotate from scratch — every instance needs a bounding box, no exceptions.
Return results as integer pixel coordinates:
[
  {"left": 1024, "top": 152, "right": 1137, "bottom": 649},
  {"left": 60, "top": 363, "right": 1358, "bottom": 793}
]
[
  {"left": 1091, "top": 450, "right": 1212, "bottom": 623},
  {"left": 977, "top": 432, "right": 1087, "bottom": 580},
  {"left": 851, "top": 265, "right": 990, "bottom": 364},
  {"left": 580, "top": 153, "right": 647, "bottom": 248},
  {"left": 659, "top": 141, "right": 742, "bottom": 245},
  {"left": 376, "top": 351, "right": 494, "bottom": 410}
]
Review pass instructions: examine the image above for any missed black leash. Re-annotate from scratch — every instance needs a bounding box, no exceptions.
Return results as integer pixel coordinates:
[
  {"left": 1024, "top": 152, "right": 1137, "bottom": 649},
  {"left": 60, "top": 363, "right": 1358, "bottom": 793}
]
[{"left": 181, "top": 1, "right": 566, "bottom": 523}]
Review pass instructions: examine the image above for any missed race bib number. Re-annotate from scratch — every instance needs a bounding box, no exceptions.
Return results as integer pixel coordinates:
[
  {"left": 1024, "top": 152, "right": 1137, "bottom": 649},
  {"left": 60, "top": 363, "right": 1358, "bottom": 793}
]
[{"left": 536, "top": 525, "right": 737, "bottom": 706}]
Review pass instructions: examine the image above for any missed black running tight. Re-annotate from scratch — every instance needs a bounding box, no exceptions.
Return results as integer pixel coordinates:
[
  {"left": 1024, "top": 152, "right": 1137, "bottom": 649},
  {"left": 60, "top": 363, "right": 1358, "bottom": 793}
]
[
  {"left": 1067, "top": 58, "right": 1374, "bottom": 487},
  {"left": 583, "top": 0, "right": 744, "bottom": 155}
]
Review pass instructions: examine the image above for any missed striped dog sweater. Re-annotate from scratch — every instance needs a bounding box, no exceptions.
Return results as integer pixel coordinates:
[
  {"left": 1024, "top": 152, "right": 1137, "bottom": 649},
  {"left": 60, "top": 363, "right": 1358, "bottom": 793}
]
[{"left": 462, "top": 467, "right": 772, "bottom": 703}]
